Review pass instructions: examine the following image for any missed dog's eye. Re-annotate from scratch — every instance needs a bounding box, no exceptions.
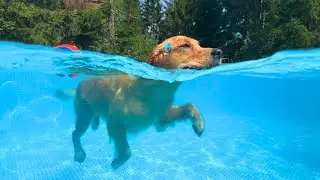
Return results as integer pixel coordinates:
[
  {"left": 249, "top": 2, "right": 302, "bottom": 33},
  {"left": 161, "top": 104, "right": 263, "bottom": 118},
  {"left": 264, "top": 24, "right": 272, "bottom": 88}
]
[{"left": 180, "top": 43, "right": 190, "bottom": 48}]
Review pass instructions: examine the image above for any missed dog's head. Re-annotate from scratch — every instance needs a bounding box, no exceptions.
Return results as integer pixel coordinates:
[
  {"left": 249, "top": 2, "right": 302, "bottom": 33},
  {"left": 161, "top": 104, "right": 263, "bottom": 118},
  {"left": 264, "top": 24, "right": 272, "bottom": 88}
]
[{"left": 148, "top": 36, "right": 223, "bottom": 70}]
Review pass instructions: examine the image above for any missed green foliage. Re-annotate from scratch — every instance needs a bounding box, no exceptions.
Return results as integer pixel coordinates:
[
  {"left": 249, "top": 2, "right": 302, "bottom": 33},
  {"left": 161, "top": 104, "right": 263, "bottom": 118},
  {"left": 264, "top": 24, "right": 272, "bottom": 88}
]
[
  {"left": 0, "top": 0, "right": 319, "bottom": 62},
  {"left": 0, "top": 0, "right": 156, "bottom": 61},
  {"left": 161, "top": 0, "right": 320, "bottom": 62},
  {"left": 123, "top": 35, "right": 157, "bottom": 61},
  {"left": 24, "top": 0, "right": 64, "bottom": 10},
  {"left": 275, "top": 19, "right": 315, "bottom": 50},
  {"left": 78, "top": 8, "right": 108, "bottom": 49},
  {"left": 0, "top": 1, "right": 82, "bottom": 45},
  {"left": 140, "top": 0, "right": 164, "bottom": 41},
  {"left": 163, "top": 0, "right": 193, "bottom": 37}
]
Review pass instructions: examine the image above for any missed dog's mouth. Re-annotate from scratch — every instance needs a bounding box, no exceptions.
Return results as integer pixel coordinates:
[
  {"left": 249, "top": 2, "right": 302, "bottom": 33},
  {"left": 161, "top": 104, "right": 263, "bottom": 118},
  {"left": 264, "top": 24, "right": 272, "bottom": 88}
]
[
  {"left": 181, "top": 66, "right": 204, "bottom": 70},
  {"left": 179, "top": 62, "right": 207, "bottom": 70},
  {"left": 212, "top": 56, "right": 223, "bottom": 65},
  {"left": 180, "top": 64, "right": 214, "bottom": 70},
  {"left": 179, "top": 59, "right": 222, "bottom": 70}
]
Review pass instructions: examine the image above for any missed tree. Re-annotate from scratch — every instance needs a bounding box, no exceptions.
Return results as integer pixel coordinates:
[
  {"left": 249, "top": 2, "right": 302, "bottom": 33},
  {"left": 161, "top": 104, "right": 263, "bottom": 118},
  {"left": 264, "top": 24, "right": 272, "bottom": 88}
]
[
  {"left": 112, "top": 0, "right": 156, "bottom": 60},
  {"left": 1, "top": 0, "right": 319, "bottom": 63},
  {"left": 24, "top": 0, "right": 64, "bottom": 10},
  {"left": 140, "top": 0, "right": 164, "bottom": 41},
  {"left": 163, "top": 0, "right": 193, "bottom": 37},
  {"left": 187, "top": 0, "right": 224, "bottom": 47}
]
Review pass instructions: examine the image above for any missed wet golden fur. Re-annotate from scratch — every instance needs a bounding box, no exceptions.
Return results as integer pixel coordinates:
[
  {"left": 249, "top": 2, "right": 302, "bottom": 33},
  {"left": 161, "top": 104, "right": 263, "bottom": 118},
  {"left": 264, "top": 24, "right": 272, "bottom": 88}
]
[{"left": 69, "top": 36, "right": 223, "bottom": 170}]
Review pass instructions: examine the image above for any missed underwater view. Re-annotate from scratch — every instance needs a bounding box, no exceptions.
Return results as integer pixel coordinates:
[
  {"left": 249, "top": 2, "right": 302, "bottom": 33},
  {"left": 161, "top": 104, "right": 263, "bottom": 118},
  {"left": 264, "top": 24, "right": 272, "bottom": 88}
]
[{"left": 1, "top": 0, "right": 320, "bottom": 179}]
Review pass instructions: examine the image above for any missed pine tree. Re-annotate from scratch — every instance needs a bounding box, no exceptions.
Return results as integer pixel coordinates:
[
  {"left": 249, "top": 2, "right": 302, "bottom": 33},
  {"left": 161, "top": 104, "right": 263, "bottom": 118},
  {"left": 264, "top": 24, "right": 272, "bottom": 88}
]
[
  {"left": 189, "top": 0, "right": 224, "bottom": 47},
  {"left": 24, "top": 0, "right": 64, "bottom": 10},
  {"left": 117, "top": 0, "right": 142, "bottom": 37},
  {"left": 140, "top": 0, "right": 164, "bottom": 41},
  {"left": 163, "top": 0, "right": 194, "bottom": 37}
]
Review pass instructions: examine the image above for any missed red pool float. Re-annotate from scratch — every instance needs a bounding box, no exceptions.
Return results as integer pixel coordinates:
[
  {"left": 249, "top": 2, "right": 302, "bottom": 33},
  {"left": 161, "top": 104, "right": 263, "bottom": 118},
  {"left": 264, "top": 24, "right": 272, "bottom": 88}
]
[{"left": 55, "top": 44, "right": 80, "bottom": 51}]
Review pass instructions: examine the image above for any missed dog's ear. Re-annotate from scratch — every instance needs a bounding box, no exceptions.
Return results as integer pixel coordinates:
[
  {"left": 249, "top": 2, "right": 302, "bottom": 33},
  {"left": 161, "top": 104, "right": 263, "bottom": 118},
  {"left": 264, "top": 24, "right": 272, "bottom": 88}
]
[{"left": 147, "top": 49, "right": 165, "bottom": 66}]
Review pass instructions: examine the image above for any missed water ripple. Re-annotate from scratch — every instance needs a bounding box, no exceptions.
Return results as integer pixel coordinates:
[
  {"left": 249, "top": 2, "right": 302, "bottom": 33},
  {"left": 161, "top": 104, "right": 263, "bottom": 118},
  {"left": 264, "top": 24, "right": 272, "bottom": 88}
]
[{"left": 1, "top": 41, "right": 320, "bottom": 82}]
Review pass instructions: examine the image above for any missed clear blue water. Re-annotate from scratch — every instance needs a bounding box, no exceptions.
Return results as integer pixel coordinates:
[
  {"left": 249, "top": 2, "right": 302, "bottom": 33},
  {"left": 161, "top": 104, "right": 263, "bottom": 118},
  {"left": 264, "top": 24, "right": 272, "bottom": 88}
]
[{"left": 0, "top": 41, "right": 320, "bottom": 179}]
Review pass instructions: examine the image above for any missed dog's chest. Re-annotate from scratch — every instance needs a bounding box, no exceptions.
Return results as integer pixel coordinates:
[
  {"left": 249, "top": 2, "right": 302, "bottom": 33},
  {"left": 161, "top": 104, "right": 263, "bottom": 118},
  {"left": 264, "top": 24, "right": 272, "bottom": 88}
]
[
  {"left": 109, "top": 83, "right": 176, "bottom": 130},
  {"left": 111, "top": 85, "right": 173, "bottom": 117},
  {"left": 82, "top": 76, "right": 179, "bottom": 131}
]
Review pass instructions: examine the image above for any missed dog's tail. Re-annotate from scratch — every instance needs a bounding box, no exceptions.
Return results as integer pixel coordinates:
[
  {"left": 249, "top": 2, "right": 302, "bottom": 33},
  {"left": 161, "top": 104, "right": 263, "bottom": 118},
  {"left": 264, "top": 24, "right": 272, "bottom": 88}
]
[{"left": 54, "top": 88, "right": 76, "bottom": 101}]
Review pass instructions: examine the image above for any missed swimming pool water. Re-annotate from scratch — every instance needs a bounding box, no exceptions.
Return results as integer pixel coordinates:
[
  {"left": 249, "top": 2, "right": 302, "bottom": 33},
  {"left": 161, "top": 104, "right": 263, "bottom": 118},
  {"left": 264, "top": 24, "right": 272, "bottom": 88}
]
[{"left": 0, "top": 42, "right": 319, "bottom": 179}]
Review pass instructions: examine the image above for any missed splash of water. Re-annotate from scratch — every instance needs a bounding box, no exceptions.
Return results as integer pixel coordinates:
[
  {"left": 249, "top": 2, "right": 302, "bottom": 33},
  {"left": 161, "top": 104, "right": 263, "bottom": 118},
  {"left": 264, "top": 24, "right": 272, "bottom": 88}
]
[{"left": 1, "top": 41, "right": 320, "bottom": 82}]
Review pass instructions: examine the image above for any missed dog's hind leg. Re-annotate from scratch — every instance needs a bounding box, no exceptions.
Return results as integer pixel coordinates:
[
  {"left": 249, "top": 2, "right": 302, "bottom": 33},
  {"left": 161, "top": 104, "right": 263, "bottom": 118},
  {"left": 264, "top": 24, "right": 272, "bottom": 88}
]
[
  {"left": 72, "top": 102, "right": 94, "bottom": 163},
  {"left": 107, "top": 120, "right": 131, "bottom": 170},
  {"left": 91, "top": 116, "right": 100, "bottom": 131},
  {"left": 157, "top": 103, "right": 205, "bottom": 137}
]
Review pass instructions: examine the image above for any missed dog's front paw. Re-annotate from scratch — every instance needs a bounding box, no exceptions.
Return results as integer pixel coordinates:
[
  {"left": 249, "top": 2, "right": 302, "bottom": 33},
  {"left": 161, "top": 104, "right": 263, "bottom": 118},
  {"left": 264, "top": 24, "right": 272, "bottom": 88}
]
[
  {"left": 192, "top": 119, "right": 204, "bottom": 137},
  {"left": 74, "top": 149, "right": 86, "bottom": 163}
]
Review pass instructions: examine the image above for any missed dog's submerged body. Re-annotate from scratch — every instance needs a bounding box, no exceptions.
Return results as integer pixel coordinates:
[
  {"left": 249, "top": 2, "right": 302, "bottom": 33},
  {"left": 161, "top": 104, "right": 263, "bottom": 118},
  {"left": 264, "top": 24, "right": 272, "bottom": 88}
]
[
  {"left": 69, "top": 36, "right": 223, "bottom": 170},
  {"left": 75, "top": 75, "right": 180, "bottom": 133}
]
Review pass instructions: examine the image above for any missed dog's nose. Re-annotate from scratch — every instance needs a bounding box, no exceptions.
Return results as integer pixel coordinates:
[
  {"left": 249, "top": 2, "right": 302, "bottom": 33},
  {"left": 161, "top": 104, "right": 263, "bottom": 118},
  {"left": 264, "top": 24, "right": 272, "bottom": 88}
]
[{"left": 211, "top": 48, "right": 223, "bottom": 58}]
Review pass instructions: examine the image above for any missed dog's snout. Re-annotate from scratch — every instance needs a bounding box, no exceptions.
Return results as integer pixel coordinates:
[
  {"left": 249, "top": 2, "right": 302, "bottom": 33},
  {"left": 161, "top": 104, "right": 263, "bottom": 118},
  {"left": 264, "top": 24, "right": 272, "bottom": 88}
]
[{"left": 211, "top": 48, "right": 223, "bottom": 58}]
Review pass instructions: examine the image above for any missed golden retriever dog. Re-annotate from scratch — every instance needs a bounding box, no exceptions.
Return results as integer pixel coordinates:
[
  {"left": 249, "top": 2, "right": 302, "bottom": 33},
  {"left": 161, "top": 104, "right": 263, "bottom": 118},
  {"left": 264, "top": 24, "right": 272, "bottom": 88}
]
[{"left": 65, "top": 36, "right": 223, "bottom": 170}]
